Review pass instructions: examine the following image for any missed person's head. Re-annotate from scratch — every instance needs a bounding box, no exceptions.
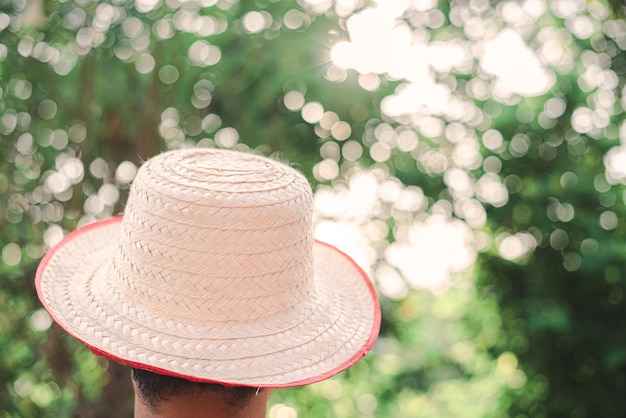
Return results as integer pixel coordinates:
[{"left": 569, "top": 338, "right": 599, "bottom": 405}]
[
  {"left": 131, "top": 368, "right": 263, "bottom": 416},
  {"left": 36, "top": 149, "right": 380, "bottom": 414}
]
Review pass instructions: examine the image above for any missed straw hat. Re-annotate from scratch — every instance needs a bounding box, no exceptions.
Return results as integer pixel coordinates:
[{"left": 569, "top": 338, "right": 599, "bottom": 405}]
[{"left": 36, "top": 148, "right": 380, "bottom": 387}]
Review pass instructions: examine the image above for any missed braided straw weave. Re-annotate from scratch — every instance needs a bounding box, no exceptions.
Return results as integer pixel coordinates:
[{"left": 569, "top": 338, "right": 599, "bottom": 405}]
[{"left": 36, "top": 149, "right": 380, "bottom": 387}]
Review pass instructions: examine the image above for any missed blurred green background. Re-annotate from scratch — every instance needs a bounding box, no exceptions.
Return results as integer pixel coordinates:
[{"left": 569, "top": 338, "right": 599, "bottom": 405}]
[{"left": 2, "top": 0, "right": 626, "bottom": 416}]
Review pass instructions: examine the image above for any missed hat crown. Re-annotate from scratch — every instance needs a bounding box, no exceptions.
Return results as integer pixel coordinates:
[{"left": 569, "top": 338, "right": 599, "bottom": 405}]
[{"left": 112, "top": 149, "right": 314, "bottom": 321}]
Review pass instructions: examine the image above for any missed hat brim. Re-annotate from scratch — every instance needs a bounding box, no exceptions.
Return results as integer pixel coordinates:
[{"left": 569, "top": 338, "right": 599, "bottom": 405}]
[{"left": 36, "top": 216, "right": 380, "bottom": 387}]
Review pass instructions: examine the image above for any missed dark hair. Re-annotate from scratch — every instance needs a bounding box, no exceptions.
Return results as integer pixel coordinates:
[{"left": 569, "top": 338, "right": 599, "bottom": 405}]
[{"left": 131, "top": 367, "right": 260, "bottom": 413}]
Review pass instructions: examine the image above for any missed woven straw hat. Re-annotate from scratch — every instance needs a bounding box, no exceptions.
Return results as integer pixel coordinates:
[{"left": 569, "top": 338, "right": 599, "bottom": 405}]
[{"left": 36, "top": 148, "right": 380, "bottom": 387}]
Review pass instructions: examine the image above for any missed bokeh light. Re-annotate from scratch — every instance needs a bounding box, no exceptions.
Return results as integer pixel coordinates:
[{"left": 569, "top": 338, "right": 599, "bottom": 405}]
[{"left": 3, "top": 0, "right": 626, "bottom": 416}]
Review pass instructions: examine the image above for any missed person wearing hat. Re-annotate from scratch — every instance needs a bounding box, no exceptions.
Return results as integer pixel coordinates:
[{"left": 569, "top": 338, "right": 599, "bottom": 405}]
[{"left": 36, "top": 149, "right": 381, "bottom": 417}]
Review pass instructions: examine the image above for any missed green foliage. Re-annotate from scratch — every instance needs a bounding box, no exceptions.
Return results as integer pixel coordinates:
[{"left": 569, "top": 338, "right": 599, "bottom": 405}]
[{"left": 1, "top": 0, "right": 625, "bottom": 417}]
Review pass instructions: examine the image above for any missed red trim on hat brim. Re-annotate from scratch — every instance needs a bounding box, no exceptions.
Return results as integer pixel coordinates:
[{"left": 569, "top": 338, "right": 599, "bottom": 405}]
[{"left": 35, "top": 216, "right": 381, "bottom": 388}]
